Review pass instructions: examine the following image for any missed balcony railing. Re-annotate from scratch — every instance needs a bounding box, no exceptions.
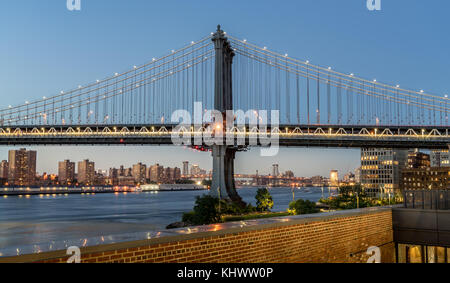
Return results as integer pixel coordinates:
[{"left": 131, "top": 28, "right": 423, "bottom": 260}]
[{"left": 403, "top": 190, "right": 450, "bottom": 210}]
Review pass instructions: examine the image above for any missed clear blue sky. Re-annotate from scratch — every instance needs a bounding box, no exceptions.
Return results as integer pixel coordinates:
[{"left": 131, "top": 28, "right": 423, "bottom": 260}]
[{"left": 0, "top": 1, "right": 448, "bottom": 176}]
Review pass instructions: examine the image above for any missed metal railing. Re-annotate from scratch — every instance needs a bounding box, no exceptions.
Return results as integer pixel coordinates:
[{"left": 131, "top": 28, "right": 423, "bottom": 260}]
[{"left": 403, "top": 190, "right": 450, "bottom": 210}]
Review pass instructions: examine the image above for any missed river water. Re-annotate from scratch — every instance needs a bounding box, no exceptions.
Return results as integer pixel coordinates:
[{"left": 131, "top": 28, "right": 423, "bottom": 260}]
[{"left": 0, "top": 187, "right": 333, "bottom": 257}]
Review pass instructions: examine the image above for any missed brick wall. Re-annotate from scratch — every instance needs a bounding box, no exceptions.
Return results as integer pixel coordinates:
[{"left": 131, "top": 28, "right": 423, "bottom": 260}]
[{"left": 1, "top": 207, "right": 395, "bottom": 263}]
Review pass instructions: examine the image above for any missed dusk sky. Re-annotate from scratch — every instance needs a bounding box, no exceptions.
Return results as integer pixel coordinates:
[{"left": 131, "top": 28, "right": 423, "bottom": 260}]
[{"left": 0, "top": 1, "right": 448, "bottom": 176}]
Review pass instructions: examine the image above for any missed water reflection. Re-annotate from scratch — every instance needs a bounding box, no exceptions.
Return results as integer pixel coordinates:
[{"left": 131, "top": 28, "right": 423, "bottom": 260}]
[{"left": 0, "top": 187, "right": 332, "bottom": 257}]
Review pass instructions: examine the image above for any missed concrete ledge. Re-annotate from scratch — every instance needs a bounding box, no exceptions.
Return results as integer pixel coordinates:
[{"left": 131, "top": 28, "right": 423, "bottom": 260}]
[{"left": 0, "top": 206, "right": 395, "bottom": 263}]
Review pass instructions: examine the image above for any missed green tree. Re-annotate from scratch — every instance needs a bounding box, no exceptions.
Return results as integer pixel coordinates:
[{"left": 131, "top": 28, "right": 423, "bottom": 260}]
[
  {"left": 289, "top": 199, "right": 318, "bottom": 215},
  {"left": 255, "top": 188, "right": 274, "bottom": 212},
  {"left": 183, "top": 195, "right": 221, "bottom": 225}
]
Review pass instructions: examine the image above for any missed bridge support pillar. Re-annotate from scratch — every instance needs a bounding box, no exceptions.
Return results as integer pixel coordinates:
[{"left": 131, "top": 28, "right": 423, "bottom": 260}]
[
  {"left": 211, "top": 145, "right": 244, "bottom": 206},
  {"left": 210, "top": 25, "right": 245, "bottom": 207}
]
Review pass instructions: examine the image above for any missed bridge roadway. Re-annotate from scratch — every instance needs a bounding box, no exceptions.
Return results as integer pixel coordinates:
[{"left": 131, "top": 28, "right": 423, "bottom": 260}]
[{"left": 0, "top": 124, "right": 448, "bottom": 149}]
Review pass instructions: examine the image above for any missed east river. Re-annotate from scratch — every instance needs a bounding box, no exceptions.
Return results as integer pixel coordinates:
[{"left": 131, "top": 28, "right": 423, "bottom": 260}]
[{"left": 0, "top": 187, "right": 334, "bottom": 257}]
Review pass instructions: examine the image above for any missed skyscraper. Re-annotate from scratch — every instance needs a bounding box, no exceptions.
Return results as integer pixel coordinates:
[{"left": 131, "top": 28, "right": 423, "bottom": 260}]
[
  {"left": 58, "top": 160, "right": 75, "bottom": 185},
  {"left": 8, "top": 148, "right": 37, "bottom": 186},
  {"left": 78, "top": 159, "right": 95, "bottom": 185},
  {"left": 182, "top": 161, "right": 189, "bottom": 176}
]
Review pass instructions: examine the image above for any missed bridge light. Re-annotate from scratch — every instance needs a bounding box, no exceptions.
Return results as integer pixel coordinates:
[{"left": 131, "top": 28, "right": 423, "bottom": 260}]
[
  {"left": 25, "top": 101, "right": 29, "bottom": 104},
  {"left": 445, "top": 94, "right": 448, "bottom": 98},
  {"left": 115, "top": 73, "right": 119, "bottom": 76},
  {"left": 43, "top": 96, "right": 46, "bottom": 100},
  {"left": 328, "top": 67, "right": 332, "bottom": 70},
  {"left": 61, "top": 91, "right": 64, "bottom": 94},
  {"left": 191, "top": 41, "right": 195, "bottom": 45},
  {"left": 350, "top": 73, "right": 354, "bottom": 77},
  {"left": 373, "top": 79, "right": 377, "bottom": 82},
  {"left": 305, "top": 60, "right": 309, "bottom": 64},
  {"left": 133, "top": 65, "right": 137, "bottom": 69},
  {"left": 96, "top": 79, "right": 100, "bottom": 83},
  {"left": 152, "top": 58, "right": 156, "bottom": 61},
  {"left": 263, "top": 46, "right": 267, "bottom": 50},
  {"left": 420, "top": 90, "right": 424, "bottom": 93},
  {"left": 284, "top": 53, "right": 288, "bottom": 57},
  {"left": 396, "top": 85, "right": 400, "bottom": 88},
  {"left": 8, "top": 105, "right": 12, "bottom": 108},
  {"left": 78, "top": 85, "right": 82, "bottom": 88}
]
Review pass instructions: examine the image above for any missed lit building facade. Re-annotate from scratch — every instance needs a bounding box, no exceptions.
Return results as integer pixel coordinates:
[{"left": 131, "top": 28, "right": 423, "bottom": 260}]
[
  {"left": 132, "top": 163, "right": 147, "bottom": 184},
  {"left": 8, "top": 148, "right": 37, "bottom": 186},
  {"left": 407, "top": 150, "right": 430, "bottom": 169},
  {"left": 430, "top": 150, "right": 449, "bottom": 167},
  {"left": 330, "top": 170, "right": 339, "bottom": 187},
  {"left": 400, "top": 167, "right": 449, "bottom": 191},
  {"left": 360, "top": 148, "right": 408, "bottom": 196},
  {"left": 0, "top": 160, "right": 8, "bottom": 180},
  {"left": 58, "top": 160, "right": 75, "bottom": 185},
  {"left": 77, "top": 159, "right": 95, "bottom": 185}
]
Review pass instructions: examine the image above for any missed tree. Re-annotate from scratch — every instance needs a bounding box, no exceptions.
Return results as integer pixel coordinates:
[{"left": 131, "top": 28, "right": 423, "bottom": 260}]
[
  {"left": 289, "top": 199, "right": 318, "bottom": 215},
  {"left": 255, "top": 188, "right": 274, "bottom": 212},
  {"left": 183, "top": 195, "right": 221, "bottom": 225}
]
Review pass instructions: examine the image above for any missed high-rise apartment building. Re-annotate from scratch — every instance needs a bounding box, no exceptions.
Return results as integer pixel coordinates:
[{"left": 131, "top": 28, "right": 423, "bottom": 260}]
[
  {"left": 149, "top": 164, "right": 164, "bottom": 183},
  {"left": 182, "top": 161, "right": 189, "bottom": 176},
  {"left": 78, "top": 159, "right": 95, "bottom": 185},
  {"left": 58, "top": 160, "right": 75, "bottom": 185},
  {"left": 0, "top": 160, "right": 8, "bottom": 180},
  {"left": 132, "top": 163, "right": 147, "bottom": 184},
  {"left": 8, "top": 148, "right": 37, "bottom": 186},
  {"left": 360, "top": 148, "right": 408, "bottom": 196}
]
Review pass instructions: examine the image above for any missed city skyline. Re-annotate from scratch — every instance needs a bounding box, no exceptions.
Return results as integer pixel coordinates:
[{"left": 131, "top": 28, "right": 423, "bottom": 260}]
[{"left": 0, "top": 146, "right": 360, "bottom": 177}]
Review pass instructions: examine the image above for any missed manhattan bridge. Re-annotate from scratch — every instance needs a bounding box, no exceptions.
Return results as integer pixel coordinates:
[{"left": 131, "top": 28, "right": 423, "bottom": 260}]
[{"left": 0, "top": 26, "right": 448, "bottom": 203}]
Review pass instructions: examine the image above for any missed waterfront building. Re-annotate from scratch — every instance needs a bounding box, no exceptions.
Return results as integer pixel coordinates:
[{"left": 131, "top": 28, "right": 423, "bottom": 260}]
[
  {"left": 108, "top": 168, "right": 119, "bottom": 185},
  {"left": 132, "top": 163, "right": 147, "bottom": 184},
  {"left": 8, "top": 148, "right": 37, "bottom": 186},
  {"left": 330, "top": 170, "right": 339, "bottom": 187},
  {"left": 77, "top": 159, "right": 95, "bottom": 185},
  {"left": 149, "top": 164, "right": 164, "bottom": 183},
  {"left": 0, "top": 160, "right": 8, "bottom": 181},
  {"left": 360, "top": 148, "right": 408, "bottom": 197},
  {"left": 58, "top": 160, "right": 75, "bottom": 185},
  {"left": 182, "top": 161, "right": 189, "bottom": 176}
]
